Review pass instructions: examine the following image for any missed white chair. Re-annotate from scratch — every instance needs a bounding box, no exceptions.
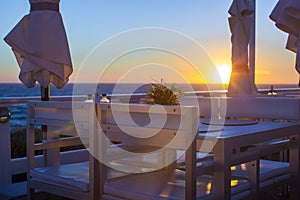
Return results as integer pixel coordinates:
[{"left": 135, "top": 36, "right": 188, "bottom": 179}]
[
  {"left": 26, "top": 101, "right": 95, "bottom": 200},
  {"left": 96, "top": 103, "right": 203, "bottom": 200}
]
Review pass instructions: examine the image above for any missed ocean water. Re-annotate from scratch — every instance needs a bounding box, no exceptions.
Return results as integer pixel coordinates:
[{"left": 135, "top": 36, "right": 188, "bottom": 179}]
[
  {"left": 0, "top": 83, "right": 144, "bottom": 129},
  {"left": 0, "top": 83, "right": 297, "bottom": 130},
  {"left": 0, "top": 83, "right": 173, "bottom": 129}
]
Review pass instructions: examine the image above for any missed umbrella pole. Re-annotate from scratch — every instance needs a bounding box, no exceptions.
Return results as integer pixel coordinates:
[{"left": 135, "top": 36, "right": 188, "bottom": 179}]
[
  {"left": 40, "top": 84, "right": 50, "bottom": 141},
  {"left": 41, "top": 85, "right": 50, "bottom": 165},
  {"left": 41, "top": 85, "right": 50, "bottom": 101},
  {"left": 249, "top": 0, "right": 256, "bottom": 85}
]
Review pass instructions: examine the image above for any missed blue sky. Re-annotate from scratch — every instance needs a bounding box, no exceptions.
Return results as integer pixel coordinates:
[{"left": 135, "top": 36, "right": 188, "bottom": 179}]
[{"left": 0, "top": 0, "right": 297, "bottom": 84}]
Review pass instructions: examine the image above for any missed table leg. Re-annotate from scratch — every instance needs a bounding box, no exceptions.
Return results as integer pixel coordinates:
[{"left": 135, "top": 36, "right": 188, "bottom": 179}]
[
  {"left": 212, "top": 140, "right": 231, "bottom": 200},
  {"left": 289, "top": 134, "right": 300, "bottom": 200},
  {"left": 186, "top": 139, "right": 196, "bottom": 200},
  {"left": 248, "top": 159, "right": 259, "bottom": 199}
]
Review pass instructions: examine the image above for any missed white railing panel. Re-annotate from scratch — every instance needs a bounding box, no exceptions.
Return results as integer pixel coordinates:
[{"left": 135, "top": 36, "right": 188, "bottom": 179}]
[{"left": 0, "top": 105, "right": 11, "bottom": 184}]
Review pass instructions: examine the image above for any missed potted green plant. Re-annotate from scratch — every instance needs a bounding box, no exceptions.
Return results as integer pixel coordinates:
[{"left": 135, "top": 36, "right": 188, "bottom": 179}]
[{"left": 145, "top": 79, "right": 183, "bottom": 105}]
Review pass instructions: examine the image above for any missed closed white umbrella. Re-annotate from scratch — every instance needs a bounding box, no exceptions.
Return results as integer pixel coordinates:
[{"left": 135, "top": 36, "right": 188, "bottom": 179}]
[
  {"left": 227, "top": 0, "right": 257, "bottom": 96},
  {"left": 4, "top": 0, "right": 72, "bottom": 100},
  {"left": 270, "top": 0, "right": 300, "bottom": 86}
]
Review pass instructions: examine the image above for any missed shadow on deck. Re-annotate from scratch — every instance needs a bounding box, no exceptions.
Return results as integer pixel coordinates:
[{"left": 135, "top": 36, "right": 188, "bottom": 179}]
[{"left": 0, "top": 182, "right": 71, "bottom": 200}]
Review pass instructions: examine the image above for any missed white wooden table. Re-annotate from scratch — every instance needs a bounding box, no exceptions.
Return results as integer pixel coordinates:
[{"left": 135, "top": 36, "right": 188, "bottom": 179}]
[{"left": 198, "top": 120, "right": 300, "bottom": 199}]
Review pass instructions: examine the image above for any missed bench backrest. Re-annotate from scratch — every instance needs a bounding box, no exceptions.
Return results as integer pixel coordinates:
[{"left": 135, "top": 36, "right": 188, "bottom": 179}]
[
  {"left": 97, "top": 103, "right": 199, "bottom": 150},
  {"left": 181, "top": 96, "right": 300, "bottom": 120}
]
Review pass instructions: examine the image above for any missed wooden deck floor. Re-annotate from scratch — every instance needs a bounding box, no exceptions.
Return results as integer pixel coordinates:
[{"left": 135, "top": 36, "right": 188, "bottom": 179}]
[
  {"left": 0, "top": 181, "right": 290, "bottom": 200},
  {"left": 0, "top": 182, "right": 70, "bottom": 200},
  {"left": 10, "top": 193, "right": 71, "bottom": 200}
]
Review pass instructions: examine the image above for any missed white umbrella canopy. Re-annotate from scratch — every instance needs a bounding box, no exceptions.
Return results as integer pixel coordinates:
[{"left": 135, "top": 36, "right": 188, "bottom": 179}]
[
  {"left": 4, "top": 0, "right": 72, "bottom": 99},
  {"left": 270, "top": 0, "right": 300, "bottom": 86},
  {"left": 227, "top": 0, "right": 257, "bottom": 96}
]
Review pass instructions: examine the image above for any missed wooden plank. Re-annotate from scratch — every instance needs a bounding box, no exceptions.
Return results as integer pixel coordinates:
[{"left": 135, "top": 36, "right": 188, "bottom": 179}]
[
  {"left": 201, "top": 121, "right": 299, "bottom": 140},
  {"left": 102, "top": 123, "right": 180, "bottom": 137},
  {"left": 180, "top": 96, "right": 218, "bottom": 118},
  {"left": 34, "top": 137, "right": 83, "bottom": 151},
  {"left": 11, "top": 149, "right": 89, "bottom": 175},
  {"left": 28, "top": 101, "right": 92, "bottom": 121},
  {"left": 224, "top": 97, "right": 300, "bottom": 120},
  {"left": 29, "top": 180, "right": 89, "bottom": 200},
  {"left": 27, "top": 100, "right": 91, "bottom": 109},
  {"left": 27, "top": 118, "right": 90, "bottom": 130},
  {"left": 99, "top": 103, "right": 183, "bottom": 115}
]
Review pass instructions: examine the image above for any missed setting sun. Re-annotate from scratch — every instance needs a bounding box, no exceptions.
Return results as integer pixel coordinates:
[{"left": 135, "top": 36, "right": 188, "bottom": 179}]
[{"left": 216, "top": 64, "right": 232, "bottom": 84}]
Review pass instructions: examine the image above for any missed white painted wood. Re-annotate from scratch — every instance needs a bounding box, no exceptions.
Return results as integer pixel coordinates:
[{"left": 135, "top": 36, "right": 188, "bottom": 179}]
[
  {"left": 98, "top": 103, "right": 199, "bottom": 200},
  {"left": 0, "top": 105, "right": 11, "bottom": 185},
  {"left": 33, "top": 137, "right": 83, "bottom": 151},
  {"left": 289, "top": 134, "right": 300, "bottom": 199},
  {"left": 191, "top": 97, "right": 300, "bottom": 120},
  {"left": 26, "top": 100, "right": 95, "bottom": 200},
  {"left": 224, "top": 97, "right": 300, "bottom": 120},
  {"left": 11, "top": 149, "right": 89, "bottom": 175},
  {"left": 180, "top": 96, "right": 219, "bottom": 118},
  {"left": 206, "top": 121, "right": 300, "bottom": 199}
]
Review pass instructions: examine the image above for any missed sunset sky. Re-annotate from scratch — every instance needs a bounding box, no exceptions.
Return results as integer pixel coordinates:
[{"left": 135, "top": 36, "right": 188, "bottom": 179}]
[{"left": 0, "top": 0, "right": 298, "bottom": 85}]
